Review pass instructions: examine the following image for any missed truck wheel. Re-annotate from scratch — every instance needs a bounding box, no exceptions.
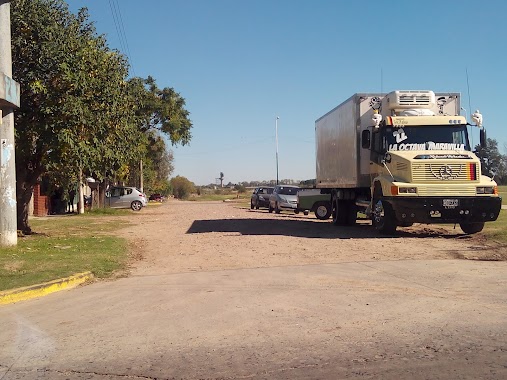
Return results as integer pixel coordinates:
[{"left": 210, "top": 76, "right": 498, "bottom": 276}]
[
  {"left": 459, "top": 222, "right": 485, "bottom": 234},
  {"left": 332, "top": 198, "right": 347, "bottom": 225},
  {"left": 345, "top": 201, "right": 357, "bottom": 226},
  {"left": 315, "top": 202, "right": 332, "bottom": 220},
  {"left": 372, "top": 198, "right": 397, "bottom": 234}
]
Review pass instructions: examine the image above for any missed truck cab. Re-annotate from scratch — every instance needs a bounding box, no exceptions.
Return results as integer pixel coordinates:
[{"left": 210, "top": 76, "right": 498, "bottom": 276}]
[{"left": 363, "top": 91, "right": 501, "bottom": 234}]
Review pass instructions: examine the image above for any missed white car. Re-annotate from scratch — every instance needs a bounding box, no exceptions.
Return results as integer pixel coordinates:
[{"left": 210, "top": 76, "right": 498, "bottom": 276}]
[
  {"left": 269, "top": 185, "right": 300, "bottom": 214},
  {"left": 105, "top": 186, "right": 147, "bottom": 211}
]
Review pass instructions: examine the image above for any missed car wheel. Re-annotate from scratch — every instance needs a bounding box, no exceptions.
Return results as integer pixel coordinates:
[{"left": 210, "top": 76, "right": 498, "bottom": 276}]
[
  {"left": 315, "top": 202, "right": 332, "bottom": 220},
  {"left": 275, "top": 202, "right": 281, "bottom": 214},
  {"left": 131, "top": 200, "right": 143, "bottom": 211}
]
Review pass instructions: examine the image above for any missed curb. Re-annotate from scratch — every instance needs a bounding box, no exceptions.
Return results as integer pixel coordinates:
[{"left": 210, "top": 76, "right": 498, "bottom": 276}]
[{"left": 0, "top": 271, "right": 94, "bottom": 306}]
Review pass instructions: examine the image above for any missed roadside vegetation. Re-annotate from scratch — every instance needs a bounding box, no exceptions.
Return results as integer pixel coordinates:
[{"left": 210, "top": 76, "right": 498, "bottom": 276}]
[
  {"left": 0, "top": 213, "right": 131, "bottom": 291},
  {"left": 483, "top": 209, "right": 507, "bottom": 245},
  {"left": 498, "top": 185, "right": 507, "bottom": 205}
]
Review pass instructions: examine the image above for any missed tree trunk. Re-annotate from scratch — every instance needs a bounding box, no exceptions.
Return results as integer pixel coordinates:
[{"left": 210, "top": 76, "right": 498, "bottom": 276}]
[
  {"left": 78, "top": 167, "right": 85, "bottom": 214},
  {"left": 15, "top": 167, "right": 40, "bottom": 235}
]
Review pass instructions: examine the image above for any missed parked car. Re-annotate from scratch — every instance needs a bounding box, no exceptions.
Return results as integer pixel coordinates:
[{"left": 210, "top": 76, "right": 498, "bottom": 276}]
[
  {"left": 149, "top": 193, "right": 165, "bottom": 202},
  {"left": 269, "top": 185, "right": 300, "bottom": 214},
  {"left": 250, "top": 187, "right": 274, "bottom": 209},
  {"left": 105, "top": 186, "right": 147, "bottom": 211}
]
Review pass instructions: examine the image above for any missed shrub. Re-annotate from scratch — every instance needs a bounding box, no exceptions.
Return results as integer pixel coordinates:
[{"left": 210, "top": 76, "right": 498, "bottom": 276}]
[{"left": 170, "top": 176, "right": 195, "bottom": 199}]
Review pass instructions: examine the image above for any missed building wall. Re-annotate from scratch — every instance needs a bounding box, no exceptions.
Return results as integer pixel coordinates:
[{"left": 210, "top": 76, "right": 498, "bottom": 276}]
[{"left": 32, "top": 183, "right": 49, "bottom": 216}]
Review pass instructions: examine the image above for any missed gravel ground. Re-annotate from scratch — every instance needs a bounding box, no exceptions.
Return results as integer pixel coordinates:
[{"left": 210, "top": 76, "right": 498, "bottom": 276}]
[{"left": 121, "top": 199, "right": 506, "bottom": 277}]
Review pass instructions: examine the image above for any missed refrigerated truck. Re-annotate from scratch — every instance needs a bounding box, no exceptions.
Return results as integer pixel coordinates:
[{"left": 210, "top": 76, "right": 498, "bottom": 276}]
[{"left": 302, "top": 90, "right": 502, "bottom": 234}]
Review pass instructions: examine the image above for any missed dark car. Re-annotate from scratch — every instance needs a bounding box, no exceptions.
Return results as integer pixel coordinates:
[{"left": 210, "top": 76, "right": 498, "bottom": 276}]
[
  {"left": 149, "top": 193, "right": 165, "bottom": 202},
  {"left": 250, "top": 187, "right": 274, "bottom": 209}
]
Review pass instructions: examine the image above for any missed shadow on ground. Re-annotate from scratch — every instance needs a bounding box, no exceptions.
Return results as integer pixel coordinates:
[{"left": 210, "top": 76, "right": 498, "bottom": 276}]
[{"left": 187, "top": 216, "right": 466, "bottom": 240}]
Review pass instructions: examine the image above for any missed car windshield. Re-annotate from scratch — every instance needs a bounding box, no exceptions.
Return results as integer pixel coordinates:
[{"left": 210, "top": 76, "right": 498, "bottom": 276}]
[
  {"left": 278, "top": 187, "right": 299, "bottom": 195},
  {"left": 380, "top": 125, "right": 471, "bottom": 152}
]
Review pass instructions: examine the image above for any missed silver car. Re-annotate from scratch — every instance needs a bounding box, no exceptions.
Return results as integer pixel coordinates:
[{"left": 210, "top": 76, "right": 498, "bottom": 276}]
[
  {"left": 105, "top": 186, "right": 147, "bottom": 211},
  {"left": 269, "top": 185, "right": 300, "bottom": 214}
]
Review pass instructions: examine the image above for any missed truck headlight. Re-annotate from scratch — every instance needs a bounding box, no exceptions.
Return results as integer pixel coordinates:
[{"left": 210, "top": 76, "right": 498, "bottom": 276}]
[
  {"left": 399, "top": 187, "right": 417, "bottom": 194},
  {"left": 476, "top": 186, "right": 496, "bottom": 194}
]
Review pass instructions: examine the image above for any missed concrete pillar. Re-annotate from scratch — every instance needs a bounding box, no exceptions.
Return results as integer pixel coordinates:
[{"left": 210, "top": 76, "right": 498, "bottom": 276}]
[{"left": 0, "top": 1, "right": 18, "bottom": 246}]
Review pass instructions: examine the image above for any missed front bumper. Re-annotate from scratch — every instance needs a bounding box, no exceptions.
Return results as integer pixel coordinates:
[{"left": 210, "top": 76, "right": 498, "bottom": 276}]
[
  {"left": 278, "top": 201, "right": 298, "bottom": 210},
  {"left": 257, "top": 197, "right": 270, "bottom": 207},
  {"left": 385, "top": 196, "right": 502, "bottom": 224}
]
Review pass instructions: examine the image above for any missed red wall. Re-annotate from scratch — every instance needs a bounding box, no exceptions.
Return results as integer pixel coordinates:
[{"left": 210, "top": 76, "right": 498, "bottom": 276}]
[{"left": 33, "top": 183, "right": 49, "bottom": 216}]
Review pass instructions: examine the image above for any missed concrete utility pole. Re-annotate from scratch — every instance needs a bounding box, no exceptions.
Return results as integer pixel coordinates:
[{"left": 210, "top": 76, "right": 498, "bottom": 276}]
[{"left": 0, "top": 0, "right": 20, "bottom": 246}]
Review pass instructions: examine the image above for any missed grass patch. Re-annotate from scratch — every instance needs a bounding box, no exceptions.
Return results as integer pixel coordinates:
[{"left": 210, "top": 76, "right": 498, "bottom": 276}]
[
  {"left": 482, "top": 209, "right": 507, "bottom": 245},
  {"left": 498, "top": 185, "right": 506, "bottom": 205},
  {"left": 0, "top": 214, "right": 130, "bottom": 291}
]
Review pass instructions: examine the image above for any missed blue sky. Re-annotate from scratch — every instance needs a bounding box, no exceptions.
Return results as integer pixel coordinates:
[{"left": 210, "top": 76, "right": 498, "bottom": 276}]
[{"left": 68, "top": 0, "right": 507, "bottom": 185}]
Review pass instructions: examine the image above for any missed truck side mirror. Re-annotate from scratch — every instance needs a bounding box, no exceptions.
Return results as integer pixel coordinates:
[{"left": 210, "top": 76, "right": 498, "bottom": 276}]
[
  {"left": 361, "top": 130, "right": 371, "bottom": 149},
  {"left": 480, "top": 128, "right": 487, "bottom": 148}
]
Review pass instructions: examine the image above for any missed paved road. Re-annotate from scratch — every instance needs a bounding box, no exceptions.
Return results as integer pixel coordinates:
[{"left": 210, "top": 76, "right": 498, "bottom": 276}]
[{"left": 1, "top": 258, "right": 507, "bottom": 379}]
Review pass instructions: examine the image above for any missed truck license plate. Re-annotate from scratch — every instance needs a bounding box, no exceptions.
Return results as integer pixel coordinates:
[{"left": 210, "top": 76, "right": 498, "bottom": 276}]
[{"left": 443, "top": 199, "right": 459, "bottom": 208}]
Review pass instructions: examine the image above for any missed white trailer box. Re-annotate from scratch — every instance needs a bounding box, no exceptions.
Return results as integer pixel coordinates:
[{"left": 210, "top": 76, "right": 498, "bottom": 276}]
[{"left": 315, "top": 92, "right": 460, "bottom": 189}]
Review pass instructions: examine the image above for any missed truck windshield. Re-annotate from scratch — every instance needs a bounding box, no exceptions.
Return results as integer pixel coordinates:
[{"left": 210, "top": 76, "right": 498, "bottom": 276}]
[{"left": 381, "top": 125, "right": 471, "bottom": 152}]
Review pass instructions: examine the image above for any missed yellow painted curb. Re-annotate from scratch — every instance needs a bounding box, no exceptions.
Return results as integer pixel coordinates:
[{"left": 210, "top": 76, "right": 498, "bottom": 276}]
[{"left": 0, "top": 271, "right": 94, "bottom": 305}]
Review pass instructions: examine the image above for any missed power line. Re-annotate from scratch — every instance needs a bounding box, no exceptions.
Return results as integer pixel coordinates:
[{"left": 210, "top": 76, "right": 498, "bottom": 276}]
[
  {"left": 113, "top": 0, "right": 136, "bottom": 76},
  {"left": 108, "top": 0, "right": 136, "bottom": 77}
]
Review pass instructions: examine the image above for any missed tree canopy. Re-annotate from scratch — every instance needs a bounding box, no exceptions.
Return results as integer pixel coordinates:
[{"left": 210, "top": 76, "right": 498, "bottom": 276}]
[
  {"left": 11, "top": 0, "right": 192, "bottom": 232},
  {"left": 475, "top": 138, "right": 507, "bottom": 185}
]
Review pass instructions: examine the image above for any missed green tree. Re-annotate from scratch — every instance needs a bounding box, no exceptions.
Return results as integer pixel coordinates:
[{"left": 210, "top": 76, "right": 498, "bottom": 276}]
[
  {"left": 125, "top": 76, "right": 192, "bottom": 193},
  {"left": 475, "top": 138, "right": 507, "bottom": 184},
  {"left": 234, "top": 184, "right": 246, "bottom": 193},
  {"left": 170, "top": 176, "right": 195, "bottom": 199},
  {"left": 129, "top": 131, "right": 174, "bottom": 195},
  {"left": 11, "top": 0, "right": 142, "bottom": 232}
]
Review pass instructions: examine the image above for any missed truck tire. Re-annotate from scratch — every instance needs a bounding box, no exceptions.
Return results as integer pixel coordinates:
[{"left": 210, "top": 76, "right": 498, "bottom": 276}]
[
  {"left": 314, "top": 202, "right": 332, "bottom": 220},
  {"left": 332, "top": 197, "right": 347, "bottom": 225},
  {"left": 345, "top": 201, "right": 357, "bottom": 226},
  {"left": 372, "top": 198, "right": 397, "bottom": 234},
  {"left": 459, "top": 222, "right": 485, "bottom": 234}
]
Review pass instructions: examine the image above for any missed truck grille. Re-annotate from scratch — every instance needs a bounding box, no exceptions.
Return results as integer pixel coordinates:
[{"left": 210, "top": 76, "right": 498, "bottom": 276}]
[
  {"left": 412, "top": 163, "right": 478, "bottom": 183},
  {"left": 416, "top": 185, "right": 477, "bottom": 196}
]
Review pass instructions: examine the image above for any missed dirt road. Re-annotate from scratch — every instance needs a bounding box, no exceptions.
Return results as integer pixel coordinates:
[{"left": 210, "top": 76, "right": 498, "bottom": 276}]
[
  {"left": 1, "top": 200, "right": 506, "bottom": 379},
  {"left": 124, "top": 199, "right": 506, "bottom": 276}
]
